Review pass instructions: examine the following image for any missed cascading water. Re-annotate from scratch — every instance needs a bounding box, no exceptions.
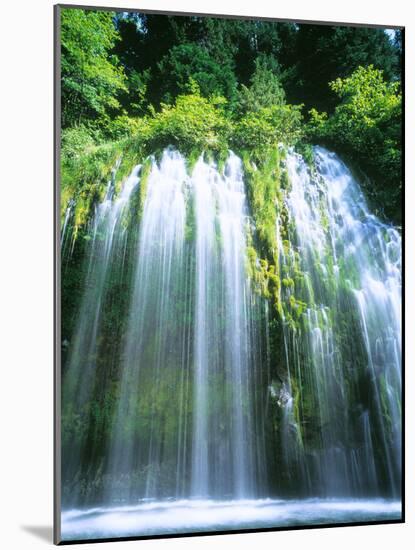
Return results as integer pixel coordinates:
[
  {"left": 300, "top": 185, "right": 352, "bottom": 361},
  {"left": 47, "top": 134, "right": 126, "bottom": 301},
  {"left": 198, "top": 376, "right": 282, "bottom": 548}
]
[
  {"left": 191, "top": 152, "right": 258, "bottom": 498},
  {"left": 61, "top": 145, "right": 401, "bottom": 540},
  {"left": 62, "top": 160, "right": 140, "bottom": 403},
  {"left": 61, "top": 162, "right": 141, "bottom": 485},
  {"left": 107, "top": 150, "right": 192, "bottom": 501},
  {"left": 277, "top": 146, "right": 401, "bottom": 497},
  {"left": 97, "top": 149, "right": 265, "bottom": 504},
  {"left": 60, "top": 198, "right": 74, "bottom": 256}
]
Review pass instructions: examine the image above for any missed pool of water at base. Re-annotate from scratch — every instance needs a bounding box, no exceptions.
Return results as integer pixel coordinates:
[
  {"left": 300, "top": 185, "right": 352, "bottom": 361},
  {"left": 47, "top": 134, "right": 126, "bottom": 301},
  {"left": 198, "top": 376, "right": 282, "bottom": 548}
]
[{"left": 61, "top": 498, "right": 402, "bottom": 540}]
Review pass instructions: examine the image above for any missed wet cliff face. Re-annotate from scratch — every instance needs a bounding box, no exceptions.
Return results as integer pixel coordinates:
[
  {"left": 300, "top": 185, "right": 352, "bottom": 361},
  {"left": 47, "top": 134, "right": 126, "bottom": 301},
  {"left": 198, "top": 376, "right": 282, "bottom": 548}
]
[
  {"left": 274, "top": 147, "right": 401, "bottom": 498},
  {"left": 60, "top": 146, "right": 401, "bottom": 508}
]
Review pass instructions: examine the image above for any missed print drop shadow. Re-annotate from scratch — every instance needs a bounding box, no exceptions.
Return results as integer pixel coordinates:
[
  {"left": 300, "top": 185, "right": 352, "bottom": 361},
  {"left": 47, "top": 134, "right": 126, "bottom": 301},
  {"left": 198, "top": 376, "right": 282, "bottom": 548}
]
[{"left": 21, "top": 525, "right": 53, "bottom": 543}]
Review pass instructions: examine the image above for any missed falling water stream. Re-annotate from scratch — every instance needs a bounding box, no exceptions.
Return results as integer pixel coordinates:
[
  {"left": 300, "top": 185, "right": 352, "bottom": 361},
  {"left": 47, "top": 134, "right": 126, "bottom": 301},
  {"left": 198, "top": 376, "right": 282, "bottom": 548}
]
[
  {"left": 62, "top": 162, "right": 141, "bottom": 414},
  {"left": 61, "top": 146, "right": 401, "bottom": 540},
  {"left": 191, "top": 152, "right": 257, "bottom": 498},
  {"left": 278, "top": 147, "right": 401, "bottom": 498}
]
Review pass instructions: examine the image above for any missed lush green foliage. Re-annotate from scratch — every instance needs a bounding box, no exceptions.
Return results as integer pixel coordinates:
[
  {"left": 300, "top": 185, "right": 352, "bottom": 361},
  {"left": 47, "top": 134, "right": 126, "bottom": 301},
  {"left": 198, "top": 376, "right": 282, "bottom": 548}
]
[
  {"left": 231, "top": 57, "right": 303, "bottom": 150},
  {"left": 307, "top": 66, "right": 402, "bottom": 223},
  {"left": 61, "top": 9, "right": 127, "bottom": 128},
  {"left": 61, "top": 125, "right": 96, "bottom": 160},
  {"left": 59, "top": 8, "right": 402, "bottom": 230},
  {"left": 145, "top": 85, "right": 232, "bottom": 155},
  {"left": 244, "top": 148, "right": 284, "bottom": 314},
  {"left": 60, "top": 9, "right": 402, "bottom": 225},
  {"left": 234, "top": 104, "right": 304, "bottom": 150},
  {"left": 286, "top": 26, "right": 401, "bottom": 112},
  {"left": 237, "top": 57, "right": 286, "bottom": 114},
  {"left": 61, "top": 139, "right": 121, "bottom": 228},
  {"left": 157, "top": 43, "right": 238, "bottom": 106}
]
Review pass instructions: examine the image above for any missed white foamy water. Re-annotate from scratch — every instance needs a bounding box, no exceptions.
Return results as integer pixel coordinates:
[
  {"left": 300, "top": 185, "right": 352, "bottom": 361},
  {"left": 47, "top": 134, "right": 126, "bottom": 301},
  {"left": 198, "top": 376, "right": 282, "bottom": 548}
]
[{"left": 61, "top": 498, "right": 401, "bottom": 540}]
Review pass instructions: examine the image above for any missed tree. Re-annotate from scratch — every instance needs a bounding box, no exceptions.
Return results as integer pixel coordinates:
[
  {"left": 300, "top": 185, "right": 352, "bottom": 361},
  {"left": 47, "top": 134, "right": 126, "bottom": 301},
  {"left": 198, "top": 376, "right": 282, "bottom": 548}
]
[
  {"left": 237, "top": 55, "right": 286, "bottom": 115},
  {"left": 156, "top": 43, "right": 238, "bottom": 106},
  {"left": 61, "top": 9, "right": 127, "bottom": 128},
  {"left": 287, "top": 25, "right": 401, "bottom": 111}
]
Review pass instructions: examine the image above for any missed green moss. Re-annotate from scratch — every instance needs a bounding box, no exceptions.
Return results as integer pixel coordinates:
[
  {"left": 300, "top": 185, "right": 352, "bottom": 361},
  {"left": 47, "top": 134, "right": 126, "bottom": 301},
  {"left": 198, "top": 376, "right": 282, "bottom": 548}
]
[
  {"left": 245, "top": 245, "right": 258, "bottom": 282},
  {"left": 61, "top": 140, "right": 126, "bottom": 236},
  {"left": 136, "top": 158, "right": 153, "bottom": 221},
  {"left": 241, "top": 145, "right": 314, "bottom": 323},
  {"left": 185, "top": 148, "right": 202, "bottom": 175},
  {"left": 295, "top": 142, "right": 315, "bottom": 170},
  {"left": 113, "top": 139, "right": 143, "bottom": 195},
  {"left": 241, "top": 147, "right": 282, "bottom": 308},
  {"left": 280, "top": 168, "right": 290, "bottom": 191},
  {"left": 185, "top": 193, "right": 196, "bottom": 242},
  {"left": 216, "top": 148, "right": 229, "bottom": 175}
]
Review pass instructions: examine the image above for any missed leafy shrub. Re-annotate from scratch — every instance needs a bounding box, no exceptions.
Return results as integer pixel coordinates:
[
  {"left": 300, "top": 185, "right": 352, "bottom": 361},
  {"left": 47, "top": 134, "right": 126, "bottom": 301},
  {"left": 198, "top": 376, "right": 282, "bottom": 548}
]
[
  {"left": 306, "top": 108, "right": 328, "bottom": 138},
  {"left": 306, "top": 65, "right": 402, "bottom": 223},
  {"left": 233, "top": 104, "right": 303, "bottom": 151},
  {"left": 145, "top": 85, "right": 232, "bottom": 155},
  {"left": 61, "top": 141, "right": 124, "bottom": 224},
  {"left": 61, "top": 125, "right": 96, "bottom": 160},
  {"left": 103, "top": 115, "right": 142, "bottom": 140}
]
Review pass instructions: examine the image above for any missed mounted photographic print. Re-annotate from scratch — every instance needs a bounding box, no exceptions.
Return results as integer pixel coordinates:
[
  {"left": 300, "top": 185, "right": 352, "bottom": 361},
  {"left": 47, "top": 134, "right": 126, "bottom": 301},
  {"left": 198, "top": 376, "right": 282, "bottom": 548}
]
[{"left": 54, "top": 3, "right": 404, "bottom": 544}]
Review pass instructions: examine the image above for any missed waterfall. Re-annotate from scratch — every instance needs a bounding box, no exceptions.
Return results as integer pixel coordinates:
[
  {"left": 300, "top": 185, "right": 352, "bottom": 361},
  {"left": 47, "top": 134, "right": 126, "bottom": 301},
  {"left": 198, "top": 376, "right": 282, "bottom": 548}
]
[
  {"left": 191, "top": 152, "right": 257, "bottom": 498},
  {"left": 61, "top": 162, "right": 141, "bottom": 484},
  {"left": 100, "top": 149, "right": 265, "bottom": 504},
  {"left": 61, "top": 145, "right": 401, "bottom": 523},
  {"left": 277, "top": 146, "right": 401, "bottom": 497},
  {"left": 107, "top": 150, "right": 191, "bottom": 501},
  {"left": 60, "top": 198, "right": 74, "bottom": 257}
]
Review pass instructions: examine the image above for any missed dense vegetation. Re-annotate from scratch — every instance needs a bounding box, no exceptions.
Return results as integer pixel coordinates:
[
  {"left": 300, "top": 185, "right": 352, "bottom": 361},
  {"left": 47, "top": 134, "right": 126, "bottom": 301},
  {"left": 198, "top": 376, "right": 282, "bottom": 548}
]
[
  {"left": 61, "top": 9, "right": 402, "bottom": 225},
  {"left": 60, "top": 8, "right": 402, "bottom": 506},
  {"left": 307, "top": 66, "right": 402, "bottom": 222}
]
